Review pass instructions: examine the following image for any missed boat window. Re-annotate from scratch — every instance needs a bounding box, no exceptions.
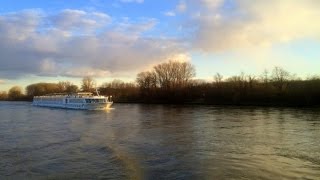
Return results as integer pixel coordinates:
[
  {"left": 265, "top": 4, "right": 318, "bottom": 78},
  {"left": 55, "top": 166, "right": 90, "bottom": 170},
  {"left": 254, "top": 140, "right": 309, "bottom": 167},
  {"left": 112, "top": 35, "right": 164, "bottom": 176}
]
[{"left": 85, "top": 99, "right": 105, "bottom": 103}]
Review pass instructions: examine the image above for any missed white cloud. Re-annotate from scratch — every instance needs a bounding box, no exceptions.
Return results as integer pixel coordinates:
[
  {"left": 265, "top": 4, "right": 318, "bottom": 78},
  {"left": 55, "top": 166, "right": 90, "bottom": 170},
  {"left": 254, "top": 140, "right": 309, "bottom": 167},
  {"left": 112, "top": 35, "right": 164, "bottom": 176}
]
[
  {"left": 115, "top": 18, "right": 157, "bottom": 35},
  {"left": 164, "top": 11, "right": 176, "bottom": 17},
  {"left": 198, "top": 0, "right": 224, "bottom": 9},
  {"left": 119, "top": 0, "right": 144, "bottom": 3},
  {"left": 189, "top": 0, "right": 320, "bottom": 52},
  {"left": 0, "top": 9, "right": 187, "bottom": 79},
  {"left": 177, "top": 1, "right": 187, "bottom": 13}
]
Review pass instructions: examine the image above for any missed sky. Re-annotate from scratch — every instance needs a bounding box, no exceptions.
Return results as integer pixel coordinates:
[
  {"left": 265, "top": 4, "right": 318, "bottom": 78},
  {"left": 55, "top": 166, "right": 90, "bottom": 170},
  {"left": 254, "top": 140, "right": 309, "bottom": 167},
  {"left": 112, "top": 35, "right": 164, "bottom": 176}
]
[{"left": 0, "top": 0, "right": 320, "bottom": 91}]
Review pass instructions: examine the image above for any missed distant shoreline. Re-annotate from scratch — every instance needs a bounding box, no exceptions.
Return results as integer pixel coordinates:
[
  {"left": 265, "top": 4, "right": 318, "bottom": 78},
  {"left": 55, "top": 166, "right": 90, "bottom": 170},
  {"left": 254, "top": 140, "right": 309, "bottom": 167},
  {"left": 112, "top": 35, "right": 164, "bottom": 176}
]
[
  {"left": 115, "top": 100, "right": 320, "bottom": 108},
  {"left": 3, "top": 99, "right": 319, "bottom": 108},
  {"left": 2, "top": 64, "right": 320, "bottom": 109}
]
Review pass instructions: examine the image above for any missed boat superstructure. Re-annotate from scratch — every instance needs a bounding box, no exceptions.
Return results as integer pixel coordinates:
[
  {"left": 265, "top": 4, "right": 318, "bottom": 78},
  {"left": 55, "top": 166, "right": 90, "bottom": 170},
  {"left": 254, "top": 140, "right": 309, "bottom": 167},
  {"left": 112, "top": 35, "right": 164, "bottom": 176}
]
[{"left": 32, "top": 92, "right": 113, "bottom": 110}]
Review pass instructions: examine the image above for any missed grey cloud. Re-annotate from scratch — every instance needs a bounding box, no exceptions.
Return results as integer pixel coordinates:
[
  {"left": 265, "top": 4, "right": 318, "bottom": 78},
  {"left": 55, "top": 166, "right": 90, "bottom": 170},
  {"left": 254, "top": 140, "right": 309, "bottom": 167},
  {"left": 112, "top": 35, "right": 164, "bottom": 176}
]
[
  {"left": 0, "top": 10, "right": 42, "bottom": 40},
  {"left": 50, "top": 9, "right": 111, "bottom": 33},
  {"left": 0, "top": 9, "right": 186, "bottom": 79}
]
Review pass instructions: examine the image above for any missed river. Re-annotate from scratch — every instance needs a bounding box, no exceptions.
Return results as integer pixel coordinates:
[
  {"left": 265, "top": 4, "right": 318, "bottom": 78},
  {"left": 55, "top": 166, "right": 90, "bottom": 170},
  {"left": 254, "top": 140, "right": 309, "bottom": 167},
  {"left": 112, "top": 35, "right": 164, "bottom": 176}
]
[{"left": 0, "top": 101, "right": 319, "bottom": 179}]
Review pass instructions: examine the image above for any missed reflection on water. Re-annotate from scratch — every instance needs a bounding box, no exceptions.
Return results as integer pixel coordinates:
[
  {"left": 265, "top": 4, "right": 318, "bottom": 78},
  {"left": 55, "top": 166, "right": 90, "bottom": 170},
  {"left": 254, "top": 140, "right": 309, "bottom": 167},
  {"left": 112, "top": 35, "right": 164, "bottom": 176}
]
[{"left": 0, "top": 102, "right": 319, "bottom": 179}]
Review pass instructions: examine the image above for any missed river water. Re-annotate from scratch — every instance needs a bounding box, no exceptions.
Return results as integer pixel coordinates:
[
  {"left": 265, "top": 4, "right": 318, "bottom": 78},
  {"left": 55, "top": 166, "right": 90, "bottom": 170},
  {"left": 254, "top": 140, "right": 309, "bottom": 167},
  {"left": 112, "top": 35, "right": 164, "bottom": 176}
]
[{"left": 0, "top": 101, "right": 319, "bottom": 179}]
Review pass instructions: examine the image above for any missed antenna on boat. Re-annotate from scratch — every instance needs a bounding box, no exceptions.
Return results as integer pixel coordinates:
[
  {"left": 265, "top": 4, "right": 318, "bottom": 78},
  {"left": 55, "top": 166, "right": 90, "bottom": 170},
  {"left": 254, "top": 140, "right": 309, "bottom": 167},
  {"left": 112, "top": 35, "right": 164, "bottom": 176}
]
[{"left": 95, "top": 88, "right": 100, "bottom": 96}]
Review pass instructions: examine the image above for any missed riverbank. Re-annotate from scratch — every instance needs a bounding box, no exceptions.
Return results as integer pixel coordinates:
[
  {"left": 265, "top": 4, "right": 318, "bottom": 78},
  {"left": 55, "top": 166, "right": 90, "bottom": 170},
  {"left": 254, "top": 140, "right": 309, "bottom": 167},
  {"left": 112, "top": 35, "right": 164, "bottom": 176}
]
[
  {"left": 104, "top": 99, "right": 320, "bottom": 108},
  {"left": 1, "top": 98, "right": 320, "bottom": 108}
]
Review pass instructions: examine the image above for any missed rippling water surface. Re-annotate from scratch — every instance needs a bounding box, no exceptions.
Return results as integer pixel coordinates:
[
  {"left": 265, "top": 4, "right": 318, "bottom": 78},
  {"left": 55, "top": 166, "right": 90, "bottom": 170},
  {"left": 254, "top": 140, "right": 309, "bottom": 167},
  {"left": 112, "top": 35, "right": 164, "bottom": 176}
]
[{"left": 0, "top": 101, "right": 320, "bottom": 179}]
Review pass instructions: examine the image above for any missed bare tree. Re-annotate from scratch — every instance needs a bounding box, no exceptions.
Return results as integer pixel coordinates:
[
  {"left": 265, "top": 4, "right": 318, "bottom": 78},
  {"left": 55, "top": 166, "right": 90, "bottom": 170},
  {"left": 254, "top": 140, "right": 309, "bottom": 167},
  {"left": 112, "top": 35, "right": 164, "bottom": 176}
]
[
  {"left": 110, "top": 79, "right": 125, "bottom": 89},
  {"left": 81, "top": 76, "right": 96, "bottom": 92},
  {"left": 177, "top": 61, "right": 196, "bottom": 87},
  {"left": 136, "top": 71, "right": 157, "bottom": 89},
  {"left": 260, "top": 69, "right": 269, "bottom": 86},
  {"left": 0, "top": 91, "right": 8, "bottom": 100},
  {"left": 57, "top": 81, "right": 73, "bottom": 92},
  {"left": 154, "top": 63, "right": 171, "bottom": 90},
  {"left": 26, "top": 83, "right": 59, "bottom": 96},
  {"left": 8, "top": 86, "right": 23, "bottom": 100},
  {"left": 226, "top": 72, "right": 246, "bottom": 90},
  {"left": 247, "top": 75, "right": 256, "bottom": 89},
  {"left": 153, "top": 61, "right": 195, "bottom": 89},
  {"left": 214, "top": 73, "right": 223, "bottom": 84},
  {"left": 137, "top": 72, "right": 149, "bottom": 89},
  {"left": 66, "top": 84, "right": 78, "bottom": 93},
  {"left": 271, "top": 66, "right": 290, "bottom": 91}
]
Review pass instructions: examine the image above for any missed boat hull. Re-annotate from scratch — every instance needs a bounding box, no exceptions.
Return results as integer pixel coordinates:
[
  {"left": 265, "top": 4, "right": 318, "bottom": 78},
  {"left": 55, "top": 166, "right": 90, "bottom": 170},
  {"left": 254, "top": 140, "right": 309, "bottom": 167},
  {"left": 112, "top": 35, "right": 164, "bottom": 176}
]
[{"left": 33, "top": 102, "right": 113, "bottom": 110}]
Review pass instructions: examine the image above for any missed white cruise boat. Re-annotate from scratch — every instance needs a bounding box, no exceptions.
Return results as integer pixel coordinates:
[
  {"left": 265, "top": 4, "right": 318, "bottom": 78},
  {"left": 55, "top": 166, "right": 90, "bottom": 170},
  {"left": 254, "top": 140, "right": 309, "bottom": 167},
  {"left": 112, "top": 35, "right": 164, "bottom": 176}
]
[{"left": 32, "top": 92, "right": 113, "bottom": 110}]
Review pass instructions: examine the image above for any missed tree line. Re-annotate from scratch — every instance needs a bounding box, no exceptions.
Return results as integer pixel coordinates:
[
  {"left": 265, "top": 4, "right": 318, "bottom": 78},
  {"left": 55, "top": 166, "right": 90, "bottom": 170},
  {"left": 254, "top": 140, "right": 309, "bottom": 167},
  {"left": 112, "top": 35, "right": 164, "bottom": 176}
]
[
  {"left": 1, "top": 61, "right": 320, "bottom": 106},
  {"left": 133, "top": 61, "right": 320, "bottom": 106}
]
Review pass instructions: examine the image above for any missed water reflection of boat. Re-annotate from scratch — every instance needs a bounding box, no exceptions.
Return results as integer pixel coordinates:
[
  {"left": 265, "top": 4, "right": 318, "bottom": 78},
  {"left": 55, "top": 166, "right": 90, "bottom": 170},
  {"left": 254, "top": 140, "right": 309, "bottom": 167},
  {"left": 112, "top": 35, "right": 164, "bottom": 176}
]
[{"left": 32, "top": 92, "right": 113, "bottom": 110}]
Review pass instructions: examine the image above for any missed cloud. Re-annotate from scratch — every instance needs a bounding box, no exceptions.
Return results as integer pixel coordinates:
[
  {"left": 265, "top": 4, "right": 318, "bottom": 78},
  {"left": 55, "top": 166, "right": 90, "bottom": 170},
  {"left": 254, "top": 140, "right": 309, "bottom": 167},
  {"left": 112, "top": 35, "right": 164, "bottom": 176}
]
[
  {"left": 115, "top": 18, "right": 157, "bottom": 35},
  {"left": 187, "top": 0, "right": 320, "bottom": 52},
  {"left": 0, "top": 79, "right": 5, "bottom": 84},
  {"left": 119, "top": 0, "right": 144, "bottom": 3},
  {"left": 0, "top": 9, "right": 187, "bottom": 79},
  {"left": 51, "top": 9, "right": 111, "bottom": 33},
  {"left": 0, "top": 9, "right": 42, "bottom": 41},
  {"left": 174, "top": 0, "right": 223, "bottom": 15},
  {"left": 164, "top": 11, "right": 176, "bottom": 17},
  {"left": 198, "top": 0, "right": 224, "bottom": 9},
  {"left": 163, "top": 1, "right": 186, "bottom": 18},
  {"left": 177, "top": 1, "right": 187, "bottom": 13}
]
